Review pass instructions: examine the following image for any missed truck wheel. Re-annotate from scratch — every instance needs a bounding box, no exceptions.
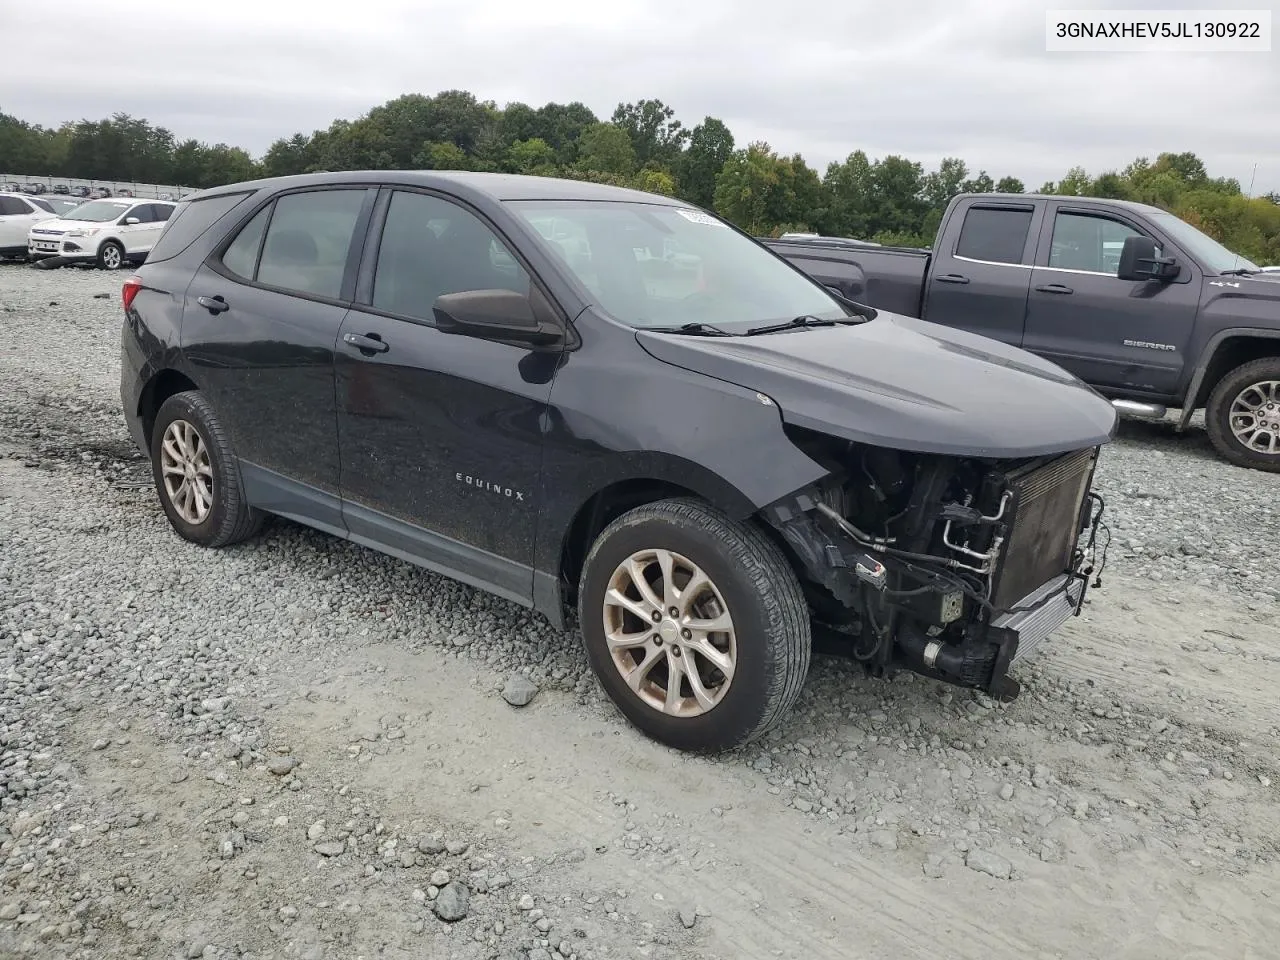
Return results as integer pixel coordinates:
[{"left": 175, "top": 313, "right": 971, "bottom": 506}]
[
  {"left": 150, "top": 391, "right": 265, "bottom": 547},
  {"left": 1205, "top": 357, "right": 1280, "bottom": 472},
  {"left": 577, "top": 498, "right": 811, "bottom": 752}
]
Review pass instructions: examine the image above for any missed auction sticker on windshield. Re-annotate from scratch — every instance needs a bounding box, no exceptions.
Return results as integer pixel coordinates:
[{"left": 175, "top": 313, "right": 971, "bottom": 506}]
[{"left": 676, "top": 209, "right": 728, "bottom": 226}]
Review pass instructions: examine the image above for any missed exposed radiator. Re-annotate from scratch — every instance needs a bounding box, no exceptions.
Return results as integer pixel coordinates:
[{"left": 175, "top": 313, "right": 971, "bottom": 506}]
[{"left": 988, "top": 447, "right": 1097, "bottom": 611}]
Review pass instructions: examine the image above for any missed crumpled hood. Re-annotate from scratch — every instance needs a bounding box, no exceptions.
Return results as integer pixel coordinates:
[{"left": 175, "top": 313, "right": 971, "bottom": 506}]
[{"left": 635, "top": 312, "right": 1118, "bottom": 459}]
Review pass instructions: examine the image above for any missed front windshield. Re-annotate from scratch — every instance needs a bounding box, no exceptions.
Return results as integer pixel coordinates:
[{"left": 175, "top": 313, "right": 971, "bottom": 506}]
[
  {"left": 64, "top": 199, "right": 133, "bottom": 223},
  {"left": 1147, "top": 211, "right": 1260, "bottom": 274},
  {"left": 507, "top": 200, "right": 851, "bottom": 329}
]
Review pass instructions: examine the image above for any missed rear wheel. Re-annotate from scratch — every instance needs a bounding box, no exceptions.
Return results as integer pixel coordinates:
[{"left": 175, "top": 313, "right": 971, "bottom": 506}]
[
  {"left": 150, "top": 391, "right": 264, "bottom": 547},
  {"left": 1205, "top": 357, "right": 1280, "bottom": 472},
  {"left": 97, "top": 240, "right": 124, "bottom": 270},
  {"left": 577, "top": 498, "right": 811, "bottom": 752}
]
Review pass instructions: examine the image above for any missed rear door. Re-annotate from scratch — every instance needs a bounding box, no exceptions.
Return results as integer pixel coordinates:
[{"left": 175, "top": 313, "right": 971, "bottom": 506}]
[
  {"left": 1022, "top": 203, "right": 1200, "bottom": 396},
  {"left": 920, "top": 200, "right": 1040, "bottom": 346},
  {"left": 0, "top": 195, "right": 45, "bottom": 248},
  {"left": 180, "top": 186, "right": 376, "bottom": 531}
]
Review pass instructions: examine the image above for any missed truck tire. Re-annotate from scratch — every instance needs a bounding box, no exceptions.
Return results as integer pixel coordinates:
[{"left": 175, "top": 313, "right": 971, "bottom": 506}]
[
  {"left": 577, "top": 497, "right": 811, "bottom": 753},
  {"left": 1205, "top": 357, "right": 1280, "bottom": 472},
  {"left": 150, "top": 390, "right": 265, "bottom": 547}
]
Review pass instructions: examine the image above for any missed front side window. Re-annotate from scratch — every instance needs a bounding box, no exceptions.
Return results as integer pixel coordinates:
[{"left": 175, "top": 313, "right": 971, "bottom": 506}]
[
  {"left": 123, "top": 204, "right": 155, "bottom": 224},
  {"left": 252, "top": 189, "right": 367, "bottom": 299},
  {"left": 506, "top": 200, "right": 847, "bottom": 330},
  {"left": 0, "top": 196, "right": 30, "bottom": 216},
  {"left": 371, "top": 190, "right": 530, "bottom": 323},
  {"left": 1048, "top": 212, "right": 1149, "bottom": 275},
  {"left": 954, "top": 206, "right": 1033, "bottom": 264}
]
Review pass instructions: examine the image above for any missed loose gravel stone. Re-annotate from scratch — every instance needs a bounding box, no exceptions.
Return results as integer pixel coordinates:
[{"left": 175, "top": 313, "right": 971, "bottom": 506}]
[
  {"left": 432, "top": 882, "right": 470, "bottom": 921},
  {"left": 965, "top": 850, "right": 1013, "bottom": 880},
  {"left": 502, "top": 675, "right": 540, "bottom": 706}
]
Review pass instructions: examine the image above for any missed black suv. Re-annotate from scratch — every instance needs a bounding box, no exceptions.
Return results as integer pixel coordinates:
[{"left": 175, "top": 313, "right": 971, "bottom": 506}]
[{"left": 120, "top": 172, "right": 1116, "bottom": 752}]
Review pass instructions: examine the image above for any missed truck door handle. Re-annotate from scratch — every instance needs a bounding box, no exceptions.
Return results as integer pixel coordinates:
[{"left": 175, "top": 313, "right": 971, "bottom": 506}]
[
  {"left": 1035, "top": 283, "right": 1074, "bottom": 295},
  {"left": 936, "top": 273, "right": 969, "bottom": 284},
  {"left": 196, "top": 295, "right": 229, "bottom": 314},
  {"left": 343, "top": 332, "right": 389, "bottom": 354}
]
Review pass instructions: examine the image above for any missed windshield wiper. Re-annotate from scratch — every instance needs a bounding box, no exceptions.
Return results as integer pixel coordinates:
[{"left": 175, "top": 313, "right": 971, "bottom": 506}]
[
  {"left": 646, "top": 322, "right": 736, "bottom": 337},
  {"left": 745, "top": 314, "right": 841, "bottom": 336},
  {"left": 1221, "top": 267, "right": 1259, "bottom": 276}
]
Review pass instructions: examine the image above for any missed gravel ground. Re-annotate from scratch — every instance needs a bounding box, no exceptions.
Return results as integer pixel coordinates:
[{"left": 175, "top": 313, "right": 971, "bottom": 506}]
[{"left": 2, "top": 264, "right": 1278, "bottom": 960}]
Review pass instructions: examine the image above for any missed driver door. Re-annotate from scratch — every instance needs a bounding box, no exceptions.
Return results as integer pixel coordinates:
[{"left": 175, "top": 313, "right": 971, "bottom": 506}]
[
  {"left": 334, "top": 187, "right": 563, "bottom": 605},
  {"left": 1022, "top": 203, "right": 1200, "bottom": 396}
]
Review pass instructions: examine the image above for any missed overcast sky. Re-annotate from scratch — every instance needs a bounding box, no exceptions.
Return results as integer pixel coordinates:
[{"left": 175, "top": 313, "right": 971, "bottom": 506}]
[{"left": 3, "top": 0, "right": 1277, "bottom": 194}]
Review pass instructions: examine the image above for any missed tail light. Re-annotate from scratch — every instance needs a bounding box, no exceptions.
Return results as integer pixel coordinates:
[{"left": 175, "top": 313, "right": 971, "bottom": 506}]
[{"left": 121, "top": 275, "right": 143, "bottom": 312}]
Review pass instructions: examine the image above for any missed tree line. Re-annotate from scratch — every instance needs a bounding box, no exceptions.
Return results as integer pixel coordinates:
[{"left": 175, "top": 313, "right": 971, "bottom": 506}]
[{"left": 3, "top": 91, "right": 1278, "bottom": 263}]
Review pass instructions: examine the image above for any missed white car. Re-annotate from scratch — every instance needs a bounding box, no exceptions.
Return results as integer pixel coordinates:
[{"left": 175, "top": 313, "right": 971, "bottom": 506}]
[
  {"left": 0, "top": 192, "right": 60, "bottom": 258},
  {"left": 27, "top": 198, "right": 177, "bottom": 269}
]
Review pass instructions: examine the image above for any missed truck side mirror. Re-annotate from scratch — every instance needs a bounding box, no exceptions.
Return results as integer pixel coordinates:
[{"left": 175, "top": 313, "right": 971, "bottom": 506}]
[{"left": 1118, "top": 235, "right": 1179, "bottom": 281}]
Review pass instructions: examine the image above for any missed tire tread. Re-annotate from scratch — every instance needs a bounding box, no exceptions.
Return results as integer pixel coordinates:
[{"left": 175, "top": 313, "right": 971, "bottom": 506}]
[
  {"left": 578, "top": 496, "right": 811, "bottom": 750},
  {"left": 153, "top": 390, "right": 264, "bottom": 547},
  {"left": 1204, "top": 356, "right": 1280, "bottom": 473}
]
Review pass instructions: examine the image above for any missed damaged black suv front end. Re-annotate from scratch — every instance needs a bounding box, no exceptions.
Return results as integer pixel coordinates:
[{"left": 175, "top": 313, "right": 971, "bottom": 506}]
[{"left": 761, "top": 433, "right": 1108, "bottom": 700}]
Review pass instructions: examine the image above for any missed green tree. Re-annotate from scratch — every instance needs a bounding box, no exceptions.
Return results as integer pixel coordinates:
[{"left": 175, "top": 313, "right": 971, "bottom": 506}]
[
  {"left": 676, "top": 117, "right": 734, "bottom": 209},
  {"left": 574, "top": 123, "right": 636, "bottom": 176},
  {"left": 505, "top": 137, "right": 557, "bottom": 175},
  {"left": 414, "top": 141, "right": 471, "bottom": 171},
  {"left": 995, "top": 176, "right": 1025, "bottom": 193},
  {"left": 610, "top": 99, "right": 688, "bottom": 169}
]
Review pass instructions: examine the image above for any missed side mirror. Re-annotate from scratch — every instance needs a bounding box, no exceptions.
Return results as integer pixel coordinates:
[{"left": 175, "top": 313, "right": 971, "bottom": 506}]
[
  {"left": 432, "top": 289, "right": 562, "bottom": 346},
  {"left": 124, "top": 217, "right": 140, "bottom": 225},
  {"left": 1117, "top": 235, "right": 1179, "bottom": 281}
]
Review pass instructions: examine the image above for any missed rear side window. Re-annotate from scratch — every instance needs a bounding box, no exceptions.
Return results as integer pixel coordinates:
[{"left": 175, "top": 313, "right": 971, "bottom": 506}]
[
  {"left": 954, "top": 206, "right": 1033, "bottom": 265},
  {"left": 221, "top": 205, "right": 271, "bottom": 280},
  {"left": 254, "top": 189, "right": 367, "bottom": 299},
  {"left": 0, "top": 196, "right": 30, "bottom": 215},
  {"left": 145, "top": 192, "right": 253, "bottom": 264}
]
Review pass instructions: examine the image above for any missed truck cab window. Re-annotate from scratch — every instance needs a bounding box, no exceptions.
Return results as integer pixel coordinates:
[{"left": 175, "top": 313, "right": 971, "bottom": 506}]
[
  {"left": 954, "top": 207, "right": 1033, "bottom": 264},
  {"left": 1048, "top": 212, "right": 1154, "bottom": 275}
]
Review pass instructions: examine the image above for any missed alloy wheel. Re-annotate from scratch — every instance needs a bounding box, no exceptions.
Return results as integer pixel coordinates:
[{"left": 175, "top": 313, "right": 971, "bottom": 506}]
[
  {"left": 602, "top": 548, "right": 737, "bottom": 717},
  {"left": 160, "top": 419, "right": 213, "bottom": 525}
]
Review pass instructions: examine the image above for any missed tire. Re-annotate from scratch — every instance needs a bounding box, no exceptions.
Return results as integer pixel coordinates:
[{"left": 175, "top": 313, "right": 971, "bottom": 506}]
[
  {"left": 1205, "top": 357, "right": 1280, "bottom": 472},
  {"left": 149, "top": 390, "right": 264, "bottom": 547},
  {"left": 577, "top": 497, "right": 811, "bottom": 752},
  {"left": 97, "top": 240, "right": 124, "bottom": 270}
]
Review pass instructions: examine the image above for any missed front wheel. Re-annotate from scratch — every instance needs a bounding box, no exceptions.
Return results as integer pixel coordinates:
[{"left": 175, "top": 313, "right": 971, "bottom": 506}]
[
  {"left": 577, "top": 498, "right": 811, "bottom": 752},
  {"left": 97, "top": 240, "right": 124, "bottom": 270},
  {"left": 1205, "top": 357, "right": 1280, "bottom": 472}
]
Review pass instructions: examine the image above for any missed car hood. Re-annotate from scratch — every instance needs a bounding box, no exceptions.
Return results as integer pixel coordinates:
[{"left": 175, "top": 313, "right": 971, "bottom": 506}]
[
  {"left": 27, "top": 217, "right": 94, "bottom": 234},
  {"left": 635, "top": 312, "right": 1118, "bottom": 459}
]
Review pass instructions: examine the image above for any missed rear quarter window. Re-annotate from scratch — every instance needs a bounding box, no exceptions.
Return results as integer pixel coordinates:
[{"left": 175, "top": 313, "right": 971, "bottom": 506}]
[{"left": 145, "top": 192, "right": 255, "bottom": 264}]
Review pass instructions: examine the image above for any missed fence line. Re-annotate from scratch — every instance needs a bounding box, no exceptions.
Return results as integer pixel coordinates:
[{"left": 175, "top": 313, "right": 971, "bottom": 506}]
[{"left": 1, "top": 173, "right": 196, "bottom": 201}]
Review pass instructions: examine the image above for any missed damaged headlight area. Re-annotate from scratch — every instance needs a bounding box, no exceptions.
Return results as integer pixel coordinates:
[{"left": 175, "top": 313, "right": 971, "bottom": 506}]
[{"left": 761, "top": 428, "right": 1111, "bottom": 701}]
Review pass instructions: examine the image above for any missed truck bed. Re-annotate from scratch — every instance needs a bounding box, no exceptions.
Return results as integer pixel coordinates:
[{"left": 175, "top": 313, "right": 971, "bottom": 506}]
[{"left": 761, "top": 237, "right": 930, "bottom": 318}]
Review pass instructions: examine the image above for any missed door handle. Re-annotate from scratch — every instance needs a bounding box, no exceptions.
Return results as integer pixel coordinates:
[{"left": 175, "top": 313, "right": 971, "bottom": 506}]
[
  {"left": 936, "top": 273, "right": 970, "bottom": 284},
  {"left": 1035, "top": 283, "right": 1074, "bottom": 295},
  {"left": 196, "top": 295, "right": 229, "bottom": 314},
  {"left": 343, "top": 332, "right": 389, "bottom": 354}
]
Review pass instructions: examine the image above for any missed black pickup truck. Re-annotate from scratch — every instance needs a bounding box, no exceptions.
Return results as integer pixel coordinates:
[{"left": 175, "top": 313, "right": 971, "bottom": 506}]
[{"left": 763, "top": 193, "right": 1280, "bottom": 472}]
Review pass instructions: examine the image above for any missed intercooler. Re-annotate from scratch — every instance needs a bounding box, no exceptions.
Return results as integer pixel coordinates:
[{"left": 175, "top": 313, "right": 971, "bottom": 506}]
[{"left": 987, "top": 446, "right": 1098, "bottom": 612}]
